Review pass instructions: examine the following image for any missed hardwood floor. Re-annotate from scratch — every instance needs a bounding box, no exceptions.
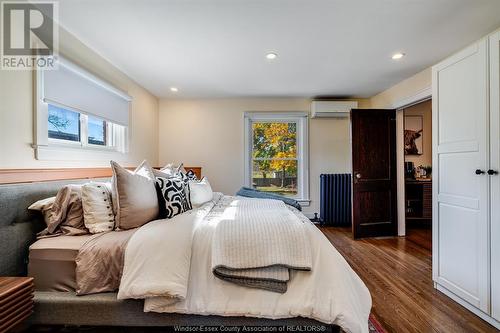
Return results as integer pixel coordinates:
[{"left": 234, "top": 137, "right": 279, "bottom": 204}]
[
  {"left": 405, "top": 226, "right": 432, "bottom": 251},
  {"left": 320, "top": 226, "right": 498, "bottom": 333}
]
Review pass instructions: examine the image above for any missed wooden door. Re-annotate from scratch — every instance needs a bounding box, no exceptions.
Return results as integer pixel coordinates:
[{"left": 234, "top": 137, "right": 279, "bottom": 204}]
[
  {"left": 489, "top": 31, "right": 500, "bottom": 321},
  {"left": 351, "top": 109, "right": 397, "bottom": 239},
  {"left": 432, "top": 39, "right": 489, "bottom": 312}
]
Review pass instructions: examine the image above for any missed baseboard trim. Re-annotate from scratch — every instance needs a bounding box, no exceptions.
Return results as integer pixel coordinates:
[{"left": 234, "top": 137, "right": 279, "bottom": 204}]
[
  {"left": 435, "top": 283, "right": 500, "bottom": 329},
  {"left": 303, "top": 212, "right": 316, "bottom": 219}
]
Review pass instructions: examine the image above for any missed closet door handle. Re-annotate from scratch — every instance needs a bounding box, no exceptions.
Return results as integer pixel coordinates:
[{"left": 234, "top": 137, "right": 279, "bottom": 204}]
[
  {"left": 475, "top": 169, "right": 486, "bottom": 175},
  {"left": 488, "top": 169, "right": 498, "bottom": 175}
]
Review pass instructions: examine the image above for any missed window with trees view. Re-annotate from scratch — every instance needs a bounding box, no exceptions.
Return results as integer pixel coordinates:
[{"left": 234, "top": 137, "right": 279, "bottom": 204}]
[
  {"left": 252, "top": 122, "right": 298, "bottom": 196},
  {"left": 47, "top": 104, "right": 117, "bottom": 148},
  {"left": 245, "top": 112, "right": 309, "bottom": 203},
  {"left": 48, "top": 104, "right": 81, "bottom": 142}
]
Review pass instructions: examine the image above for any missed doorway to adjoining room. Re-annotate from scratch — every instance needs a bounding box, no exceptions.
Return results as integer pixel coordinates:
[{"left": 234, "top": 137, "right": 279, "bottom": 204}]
[{"left": 403, "top": 99, "right": 432, "bottom": 251}]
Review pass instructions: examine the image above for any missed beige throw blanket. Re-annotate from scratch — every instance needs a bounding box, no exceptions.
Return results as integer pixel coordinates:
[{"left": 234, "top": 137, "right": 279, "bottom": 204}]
[{"left": 211, "top": 197, "right": 312, "bottom": 293}]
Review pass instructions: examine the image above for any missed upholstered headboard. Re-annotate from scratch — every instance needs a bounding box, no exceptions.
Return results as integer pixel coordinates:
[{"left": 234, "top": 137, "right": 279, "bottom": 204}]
[{"left": 0, "top": 178, "right": 109, "bottom": 276}]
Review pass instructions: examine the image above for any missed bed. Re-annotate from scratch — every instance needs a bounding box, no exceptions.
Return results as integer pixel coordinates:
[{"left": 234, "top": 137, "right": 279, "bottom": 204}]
[
  {"left": 0, "top": 178, "right": 370, "bottom": 332},
  {"left": 28, "top": 235, "right": 90, "bottom": 293}
]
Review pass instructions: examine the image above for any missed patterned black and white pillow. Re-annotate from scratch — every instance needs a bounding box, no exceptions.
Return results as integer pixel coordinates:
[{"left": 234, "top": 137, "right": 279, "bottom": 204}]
[
  {"left": 185, "top": 169, "right": 198, "bottom": 180},
  {"left": 156, "top": 176, "right": 192, "bottom": 219},
  {"left": 177, "top": 169, "right": 198, "bottom": 182}
]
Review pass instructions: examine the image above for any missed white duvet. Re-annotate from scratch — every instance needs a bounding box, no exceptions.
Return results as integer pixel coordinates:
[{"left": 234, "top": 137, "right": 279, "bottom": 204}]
[{"left": 118, "top": 193, "right": 371, "bottom": 333}]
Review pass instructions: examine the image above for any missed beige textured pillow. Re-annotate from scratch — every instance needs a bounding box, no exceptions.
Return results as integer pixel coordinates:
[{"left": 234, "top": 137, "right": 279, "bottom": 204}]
[
  {"left": 28, "top": 196, "right": 56, "bottom": 225},
  {"left": 111, "top": 160, "right": 159, "bottom": 230},
  {"left": 32, "top": 185, "right": 88, "bottom": 238},
  {"left": 82, "top": 182, "right": 115, "bottom": 233}
]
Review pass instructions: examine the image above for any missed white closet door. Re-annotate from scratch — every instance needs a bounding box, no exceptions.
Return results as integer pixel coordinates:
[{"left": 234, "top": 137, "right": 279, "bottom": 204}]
[
  {"left": 432, "top": 39, "right": 489, "bottom": 312},
  {"left": 490, "top": 31, "right": 500, "bottom": 321}
]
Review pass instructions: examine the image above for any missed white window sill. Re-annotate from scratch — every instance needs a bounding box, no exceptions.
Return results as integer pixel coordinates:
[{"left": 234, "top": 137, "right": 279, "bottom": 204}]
[
  {"left": 34, "top": 144, "right": 127, "bottom": 162},
  {"left": 297, "top": 199, "right": 311, "bottom": 207}
]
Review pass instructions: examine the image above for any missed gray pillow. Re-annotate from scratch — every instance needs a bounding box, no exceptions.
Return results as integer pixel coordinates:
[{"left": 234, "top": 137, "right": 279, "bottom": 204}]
[{"left": 111, "top": 160, "right": 159, "bottom": 230}]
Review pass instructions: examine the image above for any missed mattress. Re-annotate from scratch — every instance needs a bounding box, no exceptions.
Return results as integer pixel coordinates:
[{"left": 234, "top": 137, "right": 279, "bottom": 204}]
[{"left": 28, "top": 235, "right": 93, "bottom": 292}]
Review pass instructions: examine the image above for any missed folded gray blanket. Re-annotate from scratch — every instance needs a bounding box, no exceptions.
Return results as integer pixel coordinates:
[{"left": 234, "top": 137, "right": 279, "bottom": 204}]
[
  {"left": 212, "top": 197, "right": 311, "bottom": 293},
  {"left": 235, "top": 187, "right": 302, "bottom": 211}
]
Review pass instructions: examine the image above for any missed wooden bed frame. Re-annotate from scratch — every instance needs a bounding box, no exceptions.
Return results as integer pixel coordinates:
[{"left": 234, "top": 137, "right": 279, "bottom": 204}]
[{"left": 0, "top": 166, "right": 202, "bottom": 185}]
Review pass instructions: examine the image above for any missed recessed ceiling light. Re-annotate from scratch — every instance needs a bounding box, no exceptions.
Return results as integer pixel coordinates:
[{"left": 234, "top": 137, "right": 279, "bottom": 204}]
[
  {"left": 170, "top": 87, "right": 178, "bottom": 92},
  {"left": 266, "top": 52, "right": 277, "bottom": 60},
  {"left": 392, "top": 53, "right": 405, "bottom": 60}
]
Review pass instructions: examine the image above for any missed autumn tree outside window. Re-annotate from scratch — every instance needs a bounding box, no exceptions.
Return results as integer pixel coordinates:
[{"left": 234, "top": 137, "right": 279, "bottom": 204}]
[{"left": 244, "top": 112, "right": 309, "bottom": 205}]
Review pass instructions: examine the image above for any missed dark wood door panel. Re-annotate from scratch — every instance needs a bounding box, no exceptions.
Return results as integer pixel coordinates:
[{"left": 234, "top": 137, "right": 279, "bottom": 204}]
[
  {"left": 354, "top": 219, "right": 395, "bottom": 238},
  {"left": 351, "top": 109, "right": 397, "bottom": 239},
  {"left": 353, "top": 189, "right": 395, "bottom": 238},
  {"left": 353, "top": 180, "right": 393, "bottom": 190},
  {"left": 356, "top": 190, "right": 392, "bottom": 223},
  {"left": 352, "top": 112, "right": 392, "bottom": 180}
]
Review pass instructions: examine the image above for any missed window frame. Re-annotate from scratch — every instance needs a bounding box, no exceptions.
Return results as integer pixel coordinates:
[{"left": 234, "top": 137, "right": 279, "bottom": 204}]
[
  {"left": 244, "top": 112, "right": 310, "bottom": 206},
  {"left": 47, "top": 104, "right": 81, "bottom": 143},
  {"left": 33, "top": 58, "right": 129, "bottom": 162},
  {"left": 86, "top": 114, "right": 108, "bottom": 147}
]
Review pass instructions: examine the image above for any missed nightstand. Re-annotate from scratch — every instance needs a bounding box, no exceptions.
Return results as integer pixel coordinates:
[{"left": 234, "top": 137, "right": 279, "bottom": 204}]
[{"left": 0, "top": 277, "right": 34, "bottom": 333}]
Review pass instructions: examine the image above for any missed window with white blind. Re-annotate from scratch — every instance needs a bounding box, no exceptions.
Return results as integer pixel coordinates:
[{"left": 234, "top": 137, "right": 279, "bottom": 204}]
[{"left": 34, "top": 57, "right": 131, "bottom": 161}]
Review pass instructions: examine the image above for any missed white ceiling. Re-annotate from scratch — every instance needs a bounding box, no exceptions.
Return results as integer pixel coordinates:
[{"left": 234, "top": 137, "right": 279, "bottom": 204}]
[{"left": 57, "top": 0, "right": 500, "bottom": 99}]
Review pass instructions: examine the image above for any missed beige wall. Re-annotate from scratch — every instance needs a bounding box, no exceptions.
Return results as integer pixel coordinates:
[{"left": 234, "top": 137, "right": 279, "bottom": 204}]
[
  {"left": 370, "top": 67, "right": 431, "bottom": 108},
  {"left": 158, "top": 98, "right": 370, "bottom": 216},
  {"left": 0, "top": 27, "right": 159, "bottom": 168},
  {"left": 404, "top": 99, "right": 432, "bottom": 167},
  {"left": 0, "top": 18, "right": 436, "bottom": 218}
]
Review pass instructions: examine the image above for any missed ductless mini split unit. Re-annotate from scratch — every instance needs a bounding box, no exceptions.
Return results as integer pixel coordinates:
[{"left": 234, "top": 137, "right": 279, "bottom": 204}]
[{"left": 310, "top": 100, "right": 358, "bottom": 118}]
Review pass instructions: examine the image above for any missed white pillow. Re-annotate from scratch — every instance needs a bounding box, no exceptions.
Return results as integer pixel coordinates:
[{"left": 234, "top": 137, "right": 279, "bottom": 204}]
[
  {"left": 82, "top": 182, "right": 115, "bottom": 233},
  {"left": 188, "top": 177, "right": 213, "bottom": 208},
  {"left": 160, "top": 163, "right": 182, "bottom": 176}
]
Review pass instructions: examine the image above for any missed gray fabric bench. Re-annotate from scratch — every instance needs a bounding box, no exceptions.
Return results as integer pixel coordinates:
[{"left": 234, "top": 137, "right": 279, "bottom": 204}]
[{"left": 0, "top": 178, "right": 337, "bottom": 329}]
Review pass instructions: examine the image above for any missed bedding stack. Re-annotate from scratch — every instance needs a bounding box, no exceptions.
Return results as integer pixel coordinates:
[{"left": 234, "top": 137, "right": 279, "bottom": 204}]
[
  {"left": 28, "top": 161, "right": 211, "bottom": 239},
  {"left": 136, "top": 194, "right": 371, "bottom": 332},
  {"left": 28, "top": 160, "right": 214, "bottom": 295},
  {"left": 28, "top": 159, "right": 311, "bottom": 295},
  {"left": 26, "top": 160, "right": 372, "bottom": 332}
]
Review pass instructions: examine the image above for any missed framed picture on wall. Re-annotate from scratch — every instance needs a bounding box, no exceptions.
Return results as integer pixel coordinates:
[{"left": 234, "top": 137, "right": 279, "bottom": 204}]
[{"left": 404, "top": 115, "right": 423, "bottom": 155}]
